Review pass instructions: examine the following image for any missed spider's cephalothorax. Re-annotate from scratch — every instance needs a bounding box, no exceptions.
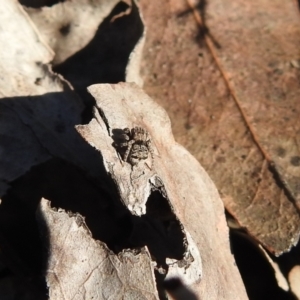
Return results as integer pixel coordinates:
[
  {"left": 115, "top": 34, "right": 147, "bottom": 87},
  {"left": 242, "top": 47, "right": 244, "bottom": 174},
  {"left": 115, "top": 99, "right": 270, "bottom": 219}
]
[{"left": 121, "top": 127, "right": 154, "bottom": 166}]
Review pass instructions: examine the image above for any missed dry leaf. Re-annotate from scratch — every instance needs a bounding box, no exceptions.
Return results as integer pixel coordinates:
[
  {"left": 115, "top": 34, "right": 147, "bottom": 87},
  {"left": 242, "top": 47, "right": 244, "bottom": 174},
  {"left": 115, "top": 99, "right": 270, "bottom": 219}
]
[
  {"left": 24, "top": 0, "right": 122, "bottom": 64},
  {"left": 205, "top": 0, "right": 300, "bottom": 207},
  {"left": 76, "top": 82, "right": 248, "bottom": 299},
  {"left": 0, "top": 0, "right": 57, "bottom": 196},
  {"left": 37, "top": 199, "right": 159, "bottom": 300},
  {"left": 50, "top": 1, "right": 144, "bottom": 92},
  {"left": 0, "top": 0, "right": 113, "bottom": 197},
  {"left": 138, "top": 0, "right": 300, "bottom": 255},
  {"left": 289, "top": 265, "right": 300, "bottom": 299}
]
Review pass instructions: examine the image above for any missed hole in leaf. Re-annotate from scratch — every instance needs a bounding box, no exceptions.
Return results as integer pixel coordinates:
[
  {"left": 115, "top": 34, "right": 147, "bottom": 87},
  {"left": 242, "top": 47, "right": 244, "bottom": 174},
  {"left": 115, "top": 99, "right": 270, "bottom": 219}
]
[
  {"left": 59, "top": 23, "right": 71, "bottom": 36},
  {"left": 129, "top": 190, "right": 186, "bottom": 266}
]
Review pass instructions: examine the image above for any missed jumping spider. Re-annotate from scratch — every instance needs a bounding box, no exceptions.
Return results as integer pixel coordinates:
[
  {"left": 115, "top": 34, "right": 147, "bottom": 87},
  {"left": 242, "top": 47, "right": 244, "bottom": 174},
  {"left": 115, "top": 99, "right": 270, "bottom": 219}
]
[{"left": 118, "top": 126, "right": 154, "bottom": 167}]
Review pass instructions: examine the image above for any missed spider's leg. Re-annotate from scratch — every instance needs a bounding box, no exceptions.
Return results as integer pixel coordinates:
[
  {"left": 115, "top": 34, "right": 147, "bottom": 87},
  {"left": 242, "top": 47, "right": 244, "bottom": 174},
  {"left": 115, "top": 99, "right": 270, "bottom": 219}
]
[
  {"left": 136, "top": 127, "right": 143, "bottom": 140},
  {"left": 123, "top": 140, "right": 134, "bottom": 163},
  {"left": 148, "top": 141, "right": 154, "bottom": 168},
  {"left": 117, "top": 151, "right": 124, "bottom": 166}
]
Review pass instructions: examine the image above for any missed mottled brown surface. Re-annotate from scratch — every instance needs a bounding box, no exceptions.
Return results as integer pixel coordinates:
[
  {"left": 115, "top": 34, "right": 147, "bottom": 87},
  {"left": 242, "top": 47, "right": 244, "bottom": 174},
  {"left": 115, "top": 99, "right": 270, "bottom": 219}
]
[
  {"left": 206, "top": 0, "right": 300, "bottom": 205},
  {"left": 139, "top": 0, "right": 300, "bottom": 255}
]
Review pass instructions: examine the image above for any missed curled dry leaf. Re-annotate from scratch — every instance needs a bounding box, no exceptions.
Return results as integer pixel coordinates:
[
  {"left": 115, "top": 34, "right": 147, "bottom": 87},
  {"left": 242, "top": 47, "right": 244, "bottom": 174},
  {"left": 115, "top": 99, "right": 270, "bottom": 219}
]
[
  {"left": 25, "top": 0, "right": 144, "bottom": 96},
  {"left": 0, "top": 0, "right": 58, "bottom": 196},
  {"left": 0, "top": 0, "right": 111, "bottom": 197},
  {"left": 24, "top": 0, "right": 122, "bottom": 65},
  {"left": 76, "top": 82, "right": 248, "bottom": 299},
  {"left": 37, "top": 199, "right": 160, "bottom": 300},
  {"left": 138, "top": 0, "right": 300, "bottom": 255}
]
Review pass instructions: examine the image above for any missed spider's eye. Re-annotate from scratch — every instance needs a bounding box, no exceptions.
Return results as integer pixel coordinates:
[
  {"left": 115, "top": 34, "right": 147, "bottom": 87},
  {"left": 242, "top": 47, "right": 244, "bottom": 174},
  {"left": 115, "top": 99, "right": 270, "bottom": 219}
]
[
  {"left": 140, "top": 145, "right": 148, "bottom": 152},
  {"left": 132, "top": 144, "right": 140, "bottom": 150}
]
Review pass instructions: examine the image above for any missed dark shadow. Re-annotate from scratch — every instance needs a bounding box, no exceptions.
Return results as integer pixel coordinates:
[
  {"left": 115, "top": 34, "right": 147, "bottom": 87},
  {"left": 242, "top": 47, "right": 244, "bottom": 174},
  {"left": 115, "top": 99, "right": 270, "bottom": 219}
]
[
  {"left": 111, "top": 128, "right": 130, "bottom": 161},
  {"left": 164, "top": 277, "right": 198, "bottom": 300},
  {"left": 177, "top": 0, "right": 221, "bottom": 49},
  {"left": 130, "top": 191, "right": 186, "bottom": 265},
  {"left": 0, "top": 202, "right": 49, "bottom": 300},
  {"left": 19, "top": 0, "right": 64, "bottom": 8},
  {"left": 230, "top": 229, "right": 296, "bottom": 300},
  {"left": 53, "top": 1, "right": 144, "bottom": 123}
]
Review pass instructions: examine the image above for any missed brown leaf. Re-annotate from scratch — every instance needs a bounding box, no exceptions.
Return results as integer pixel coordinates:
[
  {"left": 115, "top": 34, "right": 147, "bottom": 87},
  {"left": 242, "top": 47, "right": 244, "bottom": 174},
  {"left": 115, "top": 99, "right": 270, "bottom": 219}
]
[
  {"left": 76, "top": 82, "right": 248, "bottom": 299},
  {"left": 205, "top": 0, "right": 300, "bottom": 206},
  {"left": 37, "top": 199, "right": 159, "bottom": 300},
  {"left": 138, "top": 0, "right": 300, "bottom": 254}
]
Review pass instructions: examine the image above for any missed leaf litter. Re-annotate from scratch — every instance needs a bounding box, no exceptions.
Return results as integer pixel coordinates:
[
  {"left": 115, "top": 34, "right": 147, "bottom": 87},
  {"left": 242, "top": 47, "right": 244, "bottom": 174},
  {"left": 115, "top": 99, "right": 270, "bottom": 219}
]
[
  {"left": 0, "top": 0, "right": 248, "bottom": 299},
  {"left": 3, "top": 0, "right": 300, "bottom": 298}
]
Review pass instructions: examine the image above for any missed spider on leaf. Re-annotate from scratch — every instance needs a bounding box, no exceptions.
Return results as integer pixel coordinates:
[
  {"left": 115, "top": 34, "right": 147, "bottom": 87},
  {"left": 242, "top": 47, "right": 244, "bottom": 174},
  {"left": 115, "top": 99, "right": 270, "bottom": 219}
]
[{"left": 116, "top": 126, "right": 154, "bottom": 167}]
